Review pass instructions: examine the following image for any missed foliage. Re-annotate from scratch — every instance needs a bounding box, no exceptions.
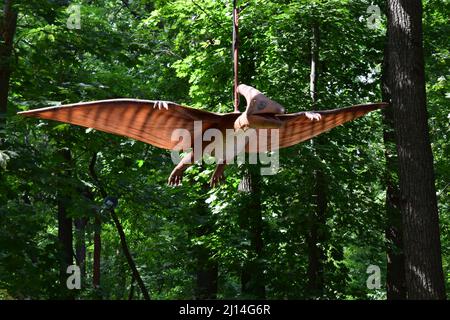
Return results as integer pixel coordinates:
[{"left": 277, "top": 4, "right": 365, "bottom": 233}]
[{"left": 0, "top": 0, "right": 447, "bottom": 299}]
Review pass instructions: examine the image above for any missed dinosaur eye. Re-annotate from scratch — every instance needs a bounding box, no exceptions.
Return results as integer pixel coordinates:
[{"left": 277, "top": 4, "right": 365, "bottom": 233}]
[{"left": 256, "top": 100, "right": 267, "bottom": 110}]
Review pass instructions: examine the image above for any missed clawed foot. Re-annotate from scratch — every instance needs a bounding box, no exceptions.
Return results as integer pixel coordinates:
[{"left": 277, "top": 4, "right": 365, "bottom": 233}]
[
  {"left": 210, "top": 165, "right": 226, "bottom": 187},
  {"left": 305, "top": 112, "right": 322, "bottom": 121},
  {"left": 168, "top": 169, "right": 183, "bottom": 186},
  {"left": 153, "top": 101, "right": 169, "bottom": 110},
  {"left": 210, "top": 172, "right": 225, "bottom": 187}
]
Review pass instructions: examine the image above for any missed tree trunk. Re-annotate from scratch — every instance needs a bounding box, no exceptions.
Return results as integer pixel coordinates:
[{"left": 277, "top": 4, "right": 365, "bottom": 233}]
[
  {"left": 93, "top": 215, "right": 101, "bottom": 292},
  {"left": 195, "top": 239, "right": 218, "bottom": 299},
  {"left": 381, "top": 38, "right": 406, "bottom": 300},
  {"left": 74, "top": 217, "right": 87, "bottom": 284},
  {"left": 306, "top": 21, "right": 326, "bottom": 298},
  {"left": 57, "top": 200, "right": 73, "bottom": 295},
  {"left": 0, "top": 0, "right": 18, "bottom": 126},
  {"left": 57, "top": 148, "right": 73, "bottom": 298},
  {"left": 306, "top": 169, "right": 327, "bottom": 296},
  {"left": 387, "top": 0, "right": 446, "bottom": 299},
  {"left": 193, "top": 175, "right": 218, "bottom": 299},
  {"left": 236, "top": 18, "right": 265, "bottom": 299},
  {"left": 239, "top": 166, "right": 265, "bottom": 299},
  {"left": 309, "top": 22, "right": 319, "bottom": 104}
]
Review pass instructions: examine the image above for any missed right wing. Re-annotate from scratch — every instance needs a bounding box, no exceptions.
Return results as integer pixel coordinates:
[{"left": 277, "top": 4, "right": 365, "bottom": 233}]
[
  {"left": 275, "top": 103, "right": 387, "bottom": 149},
  {"left": 246, "top": 102, "right": 387, "bottom": 153}
]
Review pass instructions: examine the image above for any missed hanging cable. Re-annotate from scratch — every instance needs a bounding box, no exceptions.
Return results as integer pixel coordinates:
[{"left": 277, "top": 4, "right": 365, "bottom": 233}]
[{"left": 232, "top": 0, "right": 240, "bottom": 112}]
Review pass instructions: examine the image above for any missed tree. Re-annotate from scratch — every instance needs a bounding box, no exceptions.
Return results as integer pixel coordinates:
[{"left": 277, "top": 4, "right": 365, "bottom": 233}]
[
  {"left": 306, "top": 20, "right": 327, "bottom": 298},
  {"left": 238, "top": 165, "right": 265, "bottom": 299},
  {"left": 386, "top": 0, "right": 446, "bottom": 299},
  {"left": 193, "top": 176, "right": 218, "bottom": 299},
  {"left": 93, "top": 212, "right": 101, "bottom": 292},
  {"left": 0, "top": 0, "right": 18, "bottom": 127},
  {"left": 381, "top": 33, "right": 406, "bottom": 299},
  {"left": 56, "top": 148, "right": 74, "bottom": 298}
]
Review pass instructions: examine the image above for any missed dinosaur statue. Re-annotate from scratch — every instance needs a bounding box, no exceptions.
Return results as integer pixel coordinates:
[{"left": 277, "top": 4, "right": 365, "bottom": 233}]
[{"left": 18, "top": 84, "right": 386, "bottom": 186}]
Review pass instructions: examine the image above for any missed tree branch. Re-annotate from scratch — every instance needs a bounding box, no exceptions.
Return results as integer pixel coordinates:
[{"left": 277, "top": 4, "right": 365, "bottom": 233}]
[{"left": 88, "top": 152, "right": 151, "bottom": 300}]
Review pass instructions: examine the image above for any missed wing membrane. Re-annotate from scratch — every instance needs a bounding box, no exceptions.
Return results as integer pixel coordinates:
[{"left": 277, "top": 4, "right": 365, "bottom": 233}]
[
  {"left": 18, "top": 99, "right": 226, "bottom": 150},
  {"left": 247, "top": 103, "right": 387, "bottom": 152}
]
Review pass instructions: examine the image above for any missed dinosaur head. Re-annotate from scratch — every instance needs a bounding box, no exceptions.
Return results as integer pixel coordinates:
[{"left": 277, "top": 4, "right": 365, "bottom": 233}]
[
  {"left": 247, "top": 93, "right": 286, "bottom": 115},
  {"left": 234, "top": 84, "right": 285, "bottom": 131},
  {"left": 237, "top": 84, "right": 285, "bottom": 115}
]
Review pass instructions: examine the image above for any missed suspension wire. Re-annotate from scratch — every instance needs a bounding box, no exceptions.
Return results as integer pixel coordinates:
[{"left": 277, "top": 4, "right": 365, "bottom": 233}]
[
  {"left": 232, "top": 0, "right": 240, "bottom": 112},
  {"left": 191, "top": 0, "right": 240, "bottom": 112}
]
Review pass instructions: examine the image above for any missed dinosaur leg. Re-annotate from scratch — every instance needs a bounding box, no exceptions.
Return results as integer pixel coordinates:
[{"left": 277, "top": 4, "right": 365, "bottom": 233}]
[
  {"left": 210, "top": 163, "right": 227, "bottom": 187},
  {"left": 168, "top": 151, "right": 194, "bottom": 186}
]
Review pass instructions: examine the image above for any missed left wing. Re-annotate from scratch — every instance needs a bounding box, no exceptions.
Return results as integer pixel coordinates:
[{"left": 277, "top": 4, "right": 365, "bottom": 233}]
[{"left": 18, "top": 99, "right": 233, "bottom": 151}]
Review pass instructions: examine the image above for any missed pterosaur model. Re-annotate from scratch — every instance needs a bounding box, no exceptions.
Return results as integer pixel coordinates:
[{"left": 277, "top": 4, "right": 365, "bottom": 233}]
[{"left": 18, "top": 84, "right": 386, "bottom": 186}]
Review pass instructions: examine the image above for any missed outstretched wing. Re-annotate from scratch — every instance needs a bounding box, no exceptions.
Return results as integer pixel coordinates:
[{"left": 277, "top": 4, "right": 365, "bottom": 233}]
[
  {"left": 18, "top": 99, "right": 229, "bottom": 150},
  {"left": 248, "top": 103, "right": 387, "bottom": 152},
  {"left": 276, "top": 103, "right": 387, "bottom": 149}
]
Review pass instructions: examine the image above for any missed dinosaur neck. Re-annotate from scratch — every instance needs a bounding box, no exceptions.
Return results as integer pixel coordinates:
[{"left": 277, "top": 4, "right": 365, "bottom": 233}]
[{"left": 237, "top": 84, "right": 262, "bottom": 109}]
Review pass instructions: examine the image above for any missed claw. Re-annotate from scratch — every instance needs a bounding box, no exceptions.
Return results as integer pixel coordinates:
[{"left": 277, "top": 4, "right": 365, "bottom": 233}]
[
  {"left": 305, "top": 112, "right": 322, "bottom": 121},
  {"left": 153, "top": 101, "right": 169, "bottom": 110},
  {"left": 168, "top": 169, "right": 183, "bottom": 186},
  {"left": 209, "top": 170, "right": 226, "bottom": 187}
]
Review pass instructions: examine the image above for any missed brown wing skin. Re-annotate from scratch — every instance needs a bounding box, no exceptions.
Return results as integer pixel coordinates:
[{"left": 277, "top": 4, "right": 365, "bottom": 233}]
[
  {"left": 18, "top": 99, "right": 235, "bottom": 151},
  {"left": 247, "top": 102, "right": 387, "bottom": 152}
]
